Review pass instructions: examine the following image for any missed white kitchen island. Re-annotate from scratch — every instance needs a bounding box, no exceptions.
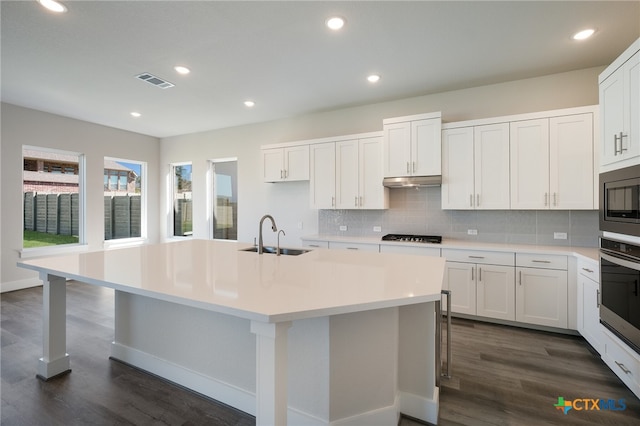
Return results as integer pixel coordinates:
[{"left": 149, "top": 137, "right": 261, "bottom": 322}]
[{"left": 17, "top": 239, "right": 445, "bottom": 425}]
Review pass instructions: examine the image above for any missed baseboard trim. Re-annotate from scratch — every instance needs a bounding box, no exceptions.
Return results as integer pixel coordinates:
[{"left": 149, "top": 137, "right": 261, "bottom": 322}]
[
  {"left": 1, "top": 277, "right": 42, "bottom": 293},
  {"left": 110, "top": 342, "right": 329, "bottom": 425},
  {"left": 398, "top": 389, "right": 439, "bottom": 425}
]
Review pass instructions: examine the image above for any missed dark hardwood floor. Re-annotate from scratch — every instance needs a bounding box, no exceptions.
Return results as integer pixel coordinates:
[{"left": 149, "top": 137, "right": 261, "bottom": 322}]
[{"left": 2, "top": 282, "right": 639, "bottom": 425}]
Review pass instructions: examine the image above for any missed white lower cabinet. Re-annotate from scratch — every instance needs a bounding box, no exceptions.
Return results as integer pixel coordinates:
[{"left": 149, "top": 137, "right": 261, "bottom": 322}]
[
  {"left": 442, "top": 249, "right": 515, "bottom": 321},
  {"left": 602, "top": 328, "right": 640, "bottom": 398},
  {"left": 379, "top": 244, "right": 440, "bottom": 257},
  {"left": 328, "top": 241, "right": 379, "bottom": 252},
  {"left": 516, "top": 254, "right": 568, "bottom": 328},
  {"left": 577, "top": 259, "right": 603, "bottom": 354},
  {"left": 301, "top": 240, "right": 329, "bottom": 249}
]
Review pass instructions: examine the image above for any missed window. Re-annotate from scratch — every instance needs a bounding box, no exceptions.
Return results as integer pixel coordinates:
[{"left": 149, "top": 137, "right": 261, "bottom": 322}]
[
  {"left": 172, "top": 163, "right": 193, "bottom": 237},
  {"left": 22, "top": 146, "right": 84, "bottom": 249},
  {"left": 209, "top": 159, "right": 238, "bottom": 240},
  {"left": 104, "top": 158, "right": 146, "bottom": 241}
]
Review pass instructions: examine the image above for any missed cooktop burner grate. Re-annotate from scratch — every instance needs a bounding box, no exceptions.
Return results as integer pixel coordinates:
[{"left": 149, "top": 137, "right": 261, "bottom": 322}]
[{"left": 381, "top": 234, "right": 442, "bottom": 244}]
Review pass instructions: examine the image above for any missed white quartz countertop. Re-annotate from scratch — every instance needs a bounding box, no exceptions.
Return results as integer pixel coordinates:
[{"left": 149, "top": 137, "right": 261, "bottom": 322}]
[
  {"left": 17, "top": 239, "right": 445, "bottom": 323},
  {"left": 302, "top": 235, "right": 599, "bottom": 262}
]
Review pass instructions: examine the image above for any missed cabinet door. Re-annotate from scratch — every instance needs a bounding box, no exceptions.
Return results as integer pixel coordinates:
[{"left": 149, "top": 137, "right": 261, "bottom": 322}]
[
  {"left": 262, "top": 148, "right": 284, "bottom": 182},
  {"left": 310, "top": 143, "right": 336, "bottom": 209},
  {"left": 284, "top": 145, "right": 309, "bottom": 181},
  {"left": 441, "top": 127, "right": 475, "bottom": 209},
  {"left": 626, "top": 51, "right": 640, "bottom": 161},
  {"left": 383, "top": 121, "right": 411, "bottom": 177},
  {"left": 510, "top": 119, "right": 549, "bottom": 209},
  {"left": 335, "top": 139, "right": 359, "bottom": 209},
  {"left": 412, "top": 118, "right": 441, "bottom": 176},
  {"left": 474, "top": 123, "right": 510, "bottom": 210},
  {"left": 359, "top": 136, "right": 388, "bottom": 209},
  {"left": 578, "top": 274, "right": 603, "bottom": 354},
  {"left": 516, "top": 267, "right": 568, "bottom": 328},
  {"left": 476, "top": 264, "right": 515, "bottom": 321},
  {"left": 550, "top": 113, "right": 594, "bottom": 209},
  {"left": 600, "top": 68, "right": 625, "bottom": 166},
  {"left": 443, "top": 262, "right": 476, "bottom": 315}
]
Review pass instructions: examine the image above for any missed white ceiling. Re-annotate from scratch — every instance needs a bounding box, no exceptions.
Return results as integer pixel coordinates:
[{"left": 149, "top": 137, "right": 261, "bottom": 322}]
[{"left": 2, "top": 1, "right": 639, "bottom": 138}]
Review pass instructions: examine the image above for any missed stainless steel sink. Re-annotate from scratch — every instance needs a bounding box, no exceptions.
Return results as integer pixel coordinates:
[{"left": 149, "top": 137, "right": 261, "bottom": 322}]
[{"left": 240, "top": 246, "right": 310, "bottom": 256}]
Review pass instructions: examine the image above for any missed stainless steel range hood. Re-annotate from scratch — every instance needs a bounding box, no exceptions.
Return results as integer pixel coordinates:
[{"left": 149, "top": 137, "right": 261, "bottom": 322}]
[{"left": 382, "top": 175, "right": 442, "bottom": 188}]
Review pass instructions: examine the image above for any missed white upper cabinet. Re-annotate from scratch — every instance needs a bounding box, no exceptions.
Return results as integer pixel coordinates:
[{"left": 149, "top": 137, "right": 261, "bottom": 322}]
[
  {"left": 383, "top": 112, "right": 441, "bottom": 177},
  {"left": 441, "top": 123, "right": 510, "bottom": 209},
  {"left": 510, "top": 119, "right": 550, "bottom": 209},
  {"left": 310, "top": 142, "right": 336, "bottom": 209},
  {"left": 310, "top": 133, "right": 388, "bottom": 210},
  {"left": 599, "top": 38, "right": 640, "bottom": 171},
  {"left": 510, "top": 112, "right": 595, "bottom": 210},
  {"left": 261, "top": 145, "right": 309, "bottom": 182}
]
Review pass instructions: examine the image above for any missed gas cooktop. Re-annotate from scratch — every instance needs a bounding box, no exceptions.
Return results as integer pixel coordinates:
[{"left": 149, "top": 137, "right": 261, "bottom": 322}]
[{"left": 381, "top": 234, "right": 442, "bottom": 244}]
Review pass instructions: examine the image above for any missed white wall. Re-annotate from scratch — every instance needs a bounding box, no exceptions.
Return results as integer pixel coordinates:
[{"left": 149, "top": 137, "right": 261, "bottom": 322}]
[
  {"left": 1, "top": 103, "right": 160, "bottom": 290},
  {"left": 160, "top": 66, "right": 604, "bottom": 247}
]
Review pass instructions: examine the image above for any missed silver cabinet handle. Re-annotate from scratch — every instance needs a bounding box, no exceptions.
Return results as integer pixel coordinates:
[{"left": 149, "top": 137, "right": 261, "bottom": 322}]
[
  {"left": 544, "top": 192, "right": 548, "bottom": 206},
  {"left": 280, "top": 170, "right": 284, "bottom": 179},
  {"left": 532, "top": 260, "right": 551, "bottom": 264},
  {"left": 620, "top": 132, "right": 628, "bottom": 153},
  {"left": 597, "top": 289, "right": 601, "bottom": 308},
  {"left": 331, "top": 196, "right": 335, "bottom": 207},
  {"left": 406, "top": 162, "right": 410, "bottom": 173},
  {"left": 519, "top": 271, "right": 522, "bottom": 285},
  {"left": 615, "top": 361, "right": 632, "bottom": 375},
  {"left": 355, "top": 196, "right": 358, "bottom": 207},
  {"left": 346, "top": 247, "right": 359, "bottom": 250},
  {"left": 476, "top": 194, "right": 480, "bottom": 207},
  {"left": 553, "top": 193, "right": 557, "bottom": 206},
  {"left": 284, "top": 169, "right": 288, "bottom": 178},
  {"left": 614, "top": 133, "right": 621, "bottom": 155},
  {"left": 478, "top": 267, "right": 482, "bottom": 282},
  {"left": 470, "top": 194, "right": 473, "bottom": 208},
  {"left": 412, "top": 162, "right": 416, "bottom": 173},
  {"left": 468, "top": 255, "right": 485, "bottom": 259},
  {"left": 359, "top": 196, "right": 363, "bottom": 207},
  {"left": 471, "top": 267, "right": 474, "bottom": 281},
  {"left": 308, "top": 244, "right": 321, "bottom": 248},
  {"left": 582, "top": 267, "right": 594, "bottom": 273}
]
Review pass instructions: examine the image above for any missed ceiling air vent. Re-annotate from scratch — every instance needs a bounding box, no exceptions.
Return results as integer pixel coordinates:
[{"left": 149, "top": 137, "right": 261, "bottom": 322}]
[{"left": 135, "top": 72, "right": 174, "bottom": 89}]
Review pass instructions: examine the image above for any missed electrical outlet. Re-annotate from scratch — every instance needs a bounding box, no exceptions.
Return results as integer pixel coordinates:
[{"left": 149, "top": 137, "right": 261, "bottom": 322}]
[
  {"left": 373, "top": 226, "right": 382, "bottom": 232},
  {"left": 339, "top": 225, "right": 347, "bottom": 231},
  {"left": 467, "top": 229, "right": 478, "bottom": 235},
  {"left": 554, "top": 232, "right": 568, "bottom": 240}
]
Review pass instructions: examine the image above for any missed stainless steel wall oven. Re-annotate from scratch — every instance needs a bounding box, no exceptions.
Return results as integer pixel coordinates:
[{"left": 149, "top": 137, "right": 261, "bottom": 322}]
[{"left": 600, "top": 238, "right": 640, "bottom": 355}]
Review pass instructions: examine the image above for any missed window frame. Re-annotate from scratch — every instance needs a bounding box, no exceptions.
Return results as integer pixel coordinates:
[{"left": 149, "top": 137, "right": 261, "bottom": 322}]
[
  {"left": 208, "top": 158, "right": 238, "bottom": 241},
  {"left": 20, "top": 145, "right": 87, "bottom": 258},
  {"left": 170, "top": 162, "right": 193, "bottom": 239},
  {"left": 103, "top": 156, "right": 147, "bottom": 248}
]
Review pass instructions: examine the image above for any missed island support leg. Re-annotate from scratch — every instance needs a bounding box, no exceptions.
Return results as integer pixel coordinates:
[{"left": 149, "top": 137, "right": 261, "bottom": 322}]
[
  {"left": 37, "top": 273, "right": 70, "bottom": 380},
  {"left": 250, "top": 321, "right": 292, "bottom": 426}
]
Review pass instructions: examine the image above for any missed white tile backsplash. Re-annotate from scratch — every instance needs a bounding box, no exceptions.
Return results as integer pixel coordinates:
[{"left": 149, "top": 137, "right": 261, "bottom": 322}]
[{"left": 318, "top": 187, "right": 599, "bottom": 247}]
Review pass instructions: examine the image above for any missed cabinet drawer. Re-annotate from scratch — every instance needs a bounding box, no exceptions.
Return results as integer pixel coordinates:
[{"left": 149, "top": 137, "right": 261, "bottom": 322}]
[
  {"left": 329, "top": 241, "right": 379, "bottom": 252},
  {"left": 516, "top": 253, "right": 567, "bottom": 270},
  {"left": 442, "top": 249, "right": 514, "bottom": 266},
  {"left": 302, "top": 240, "right": 329, "bottom": 249},
  {"left": 380, "top": 244, "right": 440, "bottom": 257},
  {"left": 578, "top": 258, "right": 599, "bottom": 282},
  {"left": 603, "top": 329, "right": 640, "bottom": 394}
]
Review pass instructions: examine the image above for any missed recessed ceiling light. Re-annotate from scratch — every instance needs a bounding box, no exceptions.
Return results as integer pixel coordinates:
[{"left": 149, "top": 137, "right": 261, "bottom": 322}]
[
  {"left": 326, "top": 16, "right": 346, "bottom": 30},
  {"left": 37, "top": 0, "right": 67, "bottom": 13},
  {"left": 174, "top": 66, "right": 190, "bottom": 75},
  {"left": 573, "top": 28, "right": 595, "bottom": 40},
  {"left": 244, "top": 100, "right": 255, "bottom": 107},
  {"left": 367, "top": 74, "right": 381, "bottom": 83},
  {"left": 130, "top": 112, "right": 141, "bottom": 118}
]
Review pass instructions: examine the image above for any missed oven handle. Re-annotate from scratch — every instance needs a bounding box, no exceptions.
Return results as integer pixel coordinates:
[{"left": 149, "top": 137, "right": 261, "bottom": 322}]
[{"left": 601, "top": 251, "right": 640, "bottom": 272}]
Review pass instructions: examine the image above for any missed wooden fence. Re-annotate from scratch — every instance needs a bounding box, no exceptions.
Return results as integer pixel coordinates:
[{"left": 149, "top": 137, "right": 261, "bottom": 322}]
[{"left": 24, "top": 192, "right": 141, "bottom": 240}]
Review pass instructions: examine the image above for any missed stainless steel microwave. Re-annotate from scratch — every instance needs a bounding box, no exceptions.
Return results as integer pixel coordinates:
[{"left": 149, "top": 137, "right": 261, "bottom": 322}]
[{"left": 600, "top": 165, "right": 640, "bottom": 237}]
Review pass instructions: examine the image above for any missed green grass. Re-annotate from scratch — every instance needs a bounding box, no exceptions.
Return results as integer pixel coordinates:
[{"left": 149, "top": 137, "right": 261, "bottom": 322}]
[{"left": 23, "top": 230, "right": 79, "bottom": 248}]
